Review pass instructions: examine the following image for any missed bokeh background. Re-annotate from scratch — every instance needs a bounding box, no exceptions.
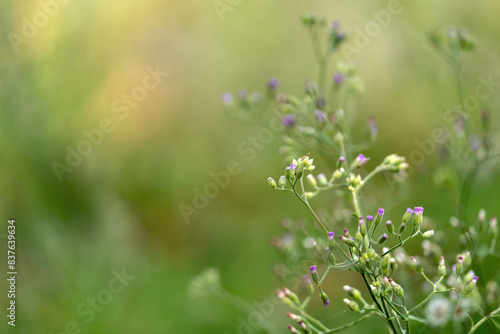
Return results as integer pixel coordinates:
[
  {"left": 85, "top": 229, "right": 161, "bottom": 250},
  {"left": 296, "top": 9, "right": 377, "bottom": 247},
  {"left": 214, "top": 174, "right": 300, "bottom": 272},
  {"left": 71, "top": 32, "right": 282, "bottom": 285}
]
[{"left": 1, "top": 0, "right": 500, "bottom": 333}]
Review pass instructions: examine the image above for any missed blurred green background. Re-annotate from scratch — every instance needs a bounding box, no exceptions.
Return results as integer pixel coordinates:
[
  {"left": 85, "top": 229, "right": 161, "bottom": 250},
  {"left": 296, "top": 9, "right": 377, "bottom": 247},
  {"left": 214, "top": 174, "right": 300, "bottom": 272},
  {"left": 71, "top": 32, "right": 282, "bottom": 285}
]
[{"left": 1, "top": 0, "right": 499, "bottom": 333}]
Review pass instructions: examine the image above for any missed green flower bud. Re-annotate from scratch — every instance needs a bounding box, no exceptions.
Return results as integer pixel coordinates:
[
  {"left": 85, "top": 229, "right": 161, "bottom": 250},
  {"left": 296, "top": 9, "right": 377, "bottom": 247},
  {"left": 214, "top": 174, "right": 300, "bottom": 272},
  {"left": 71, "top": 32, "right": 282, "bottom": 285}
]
[
  {"left": 307, "top": 174, "right": 317, "bottom": 188},
  {"left": 319, "top": 289, "right": 330, "bottom": 307},
  {"left": 343, "top": 298, "right": 359, "bottom": 312},
  {"left": 317, "top": 173, "right": 328, "bottom": 187},
  {"left": 438, "top": 256, "right": 446, "bottom": 277},
  {"left": 279, "top": 175, "right": 286, "bottom": 188},
  {"left": 410, "top": 256, "right": 423, "bottom": 273},
  {"left": 267, "top": 177, "right": 277, "bottom": 189},
  {"left": 422, "top": 230, "right": 434, "bottom": 238},
  {"left": 343, "top": 285, "right": 362, "bottom": 301},
  {"left": 305, "top": 192, "right": 315, "bottom": 199},
  {"left": 330, "top": 169, "right": 343, "bottom": 182},
  {"left": 310, "top": 266, "right": 320, "bottom": 284},
  {"left": 377, "top": 233, "right": 388, "bottom": 244},
  {"left": 398, "top": 223, "right": 406, "bottom": 235},
  {"left": 466, "top": 276, "right": 479, "bottom": 294},
  {"left": 359, "top": 218, "right": 367, "bottom": 236},
  {"left": 386, "top": 221, "right": 394, "bottom": 235},
  {"left": 374, "top": 208, "right": 385, "bottom": 228},
  {"left": 328, "top": 252, "right": 336, "bottom": 265},
  {"left": 283, "top": 287, "right": 300, "bottom": 304},
  {"left": 389, "top": 278, "right": 404, "bottom": 297}
]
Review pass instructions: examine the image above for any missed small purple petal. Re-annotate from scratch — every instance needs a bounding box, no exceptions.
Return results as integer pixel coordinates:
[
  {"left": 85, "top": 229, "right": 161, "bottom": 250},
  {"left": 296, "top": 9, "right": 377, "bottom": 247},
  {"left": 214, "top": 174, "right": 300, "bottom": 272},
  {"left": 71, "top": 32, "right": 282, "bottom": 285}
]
[
  {"left": 452, "top": 264, "right": 457, "bottom": 272},
  {"left": 378, "top": 208, "right": 385, "bottom": 216},
  {"left": 338, "top": 156, "right": 345, "bottom": 163},
  {"left": 282, "top": 114, "right": 296, "bottom": 127},
  {"left": 366, "top": 215, "right": 373, "bottom": 221},
  {"left": 289, "top": 163, "right": 297, "bottom": 170},
  {"left": 334, "top": 72, "right": 345, "bottom": 84},
  {"left": 222, "top": 92, "right": 234, "bottom": 105},
  {"left": 328, "top": 231, "right": 334, "bottom": 240},
  {"left": 314, "top": 109, "right": 326, "bottom": 122},
  {"left": 268, "top": 77, "right": 280, "bottom": 89},
  {"left": 309, "top": 265, "right": 317, "bottom": 273},
  {"left": 324, "top": 300, "right": 329, "bottom": 307}
]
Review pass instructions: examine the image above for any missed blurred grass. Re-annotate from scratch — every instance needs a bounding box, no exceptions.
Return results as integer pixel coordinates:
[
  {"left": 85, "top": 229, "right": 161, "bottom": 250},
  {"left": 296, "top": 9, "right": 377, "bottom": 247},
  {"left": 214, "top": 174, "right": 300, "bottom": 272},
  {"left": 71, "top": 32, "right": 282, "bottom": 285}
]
[{"left": 0, "top": 0, "right": 499, "bottom": 333}]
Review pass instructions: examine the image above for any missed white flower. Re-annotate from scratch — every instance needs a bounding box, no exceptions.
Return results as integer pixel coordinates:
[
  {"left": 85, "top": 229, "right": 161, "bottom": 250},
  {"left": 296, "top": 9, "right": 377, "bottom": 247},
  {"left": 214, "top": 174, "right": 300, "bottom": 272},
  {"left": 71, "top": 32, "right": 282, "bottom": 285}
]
[{"left": 425, "top": 297, "right": 451, "bottom": 327}]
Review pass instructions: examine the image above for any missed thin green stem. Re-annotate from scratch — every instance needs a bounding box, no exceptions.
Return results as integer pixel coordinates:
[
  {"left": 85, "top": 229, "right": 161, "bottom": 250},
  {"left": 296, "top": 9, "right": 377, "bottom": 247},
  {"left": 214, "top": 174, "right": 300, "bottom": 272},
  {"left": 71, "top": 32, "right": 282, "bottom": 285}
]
[
  {"left": 468, "top": 305, "right": 500, "bottom": 334},
  {"left": 409, "top": 289, "right": 453, "bottom": 313},
  {"left": 381, "top": 296, "right": 399, "bottom": 334},
  {"left": 321, "top": 313, "right": 373, "bottom": 333}
]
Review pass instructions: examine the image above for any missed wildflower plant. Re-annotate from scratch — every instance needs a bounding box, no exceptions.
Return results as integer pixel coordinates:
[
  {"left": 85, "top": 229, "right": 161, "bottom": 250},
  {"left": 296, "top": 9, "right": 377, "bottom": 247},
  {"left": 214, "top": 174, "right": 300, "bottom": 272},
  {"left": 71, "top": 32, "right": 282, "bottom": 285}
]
[{"left": 222, "top": 14, "right": 499, "bottom": 334}]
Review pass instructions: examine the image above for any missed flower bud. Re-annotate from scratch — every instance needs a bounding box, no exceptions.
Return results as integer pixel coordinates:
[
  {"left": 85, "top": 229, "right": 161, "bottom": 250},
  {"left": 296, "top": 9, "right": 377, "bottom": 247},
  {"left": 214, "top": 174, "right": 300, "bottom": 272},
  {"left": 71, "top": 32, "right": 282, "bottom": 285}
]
[
  {"left": 287, "top": 324, "right": 298, "bottom": 333},
  {"left": 374, "top": 208, "right": 384, "bottom": 228},
  {"left": 331, "top": 169, "right": 343, "bottom": 182},
  {"left": 438, "top": 256, "right": 446, "bottom": 277},
  {"left": 278, "top": 175, "right": 286, "bottom": 187},
  {"left": 413, "top": 207, "right": 424, "bottom": 229},
  {"left": 455, "top": 256, "right": 464, "bottom": 274},
  {"left": 359, "top": 217, "right": 367, "bottom": 236},
  {"left": 310, "top": 266, "right": 319, "bottom": 284},
  {"left": 377, "top": 233, "right": 388, "bottom": 244},
  {"left": 282, "top": 287, "right": 300, "bottom": 304},
  {"left": 267, "top": 177, "right": 277, "bottom": 189},
  {"left": 410, "top": 256, "right": 423, "bottom": 273},
  {"left": 317, "top": 173, "right": 328, "bottom": 187},
  {"left": 287, "top": 313, "right": 301, "bottom": 321},
  {"left": 305, "top": 192, "right": 315, "bottom": 199},
  {"left": 307, "top": 174, "right": 317, "bottom": 188},
  {"left": 389, "top": 278, "right": 404, "bottom": 297},
  {"left": 343, "top": 298, "right": 360, "bottom": 312},
  {"left": 343, "top": 285, "right": 362, "bottom": 300},
  {"left": 402, "top": 208, "right": 413, "bottom": 224},
  {"left": 268, "top": 77, "right": 280, "bottom": 90},
  {"left": 298, "top": 321, "right": 308, "bottom": 330},
  {"left": 422, "top": 230, "right": 435, "bottom": 238},
  {"left": 386, "top": 221, "right": 394, "bottom": 234},
  {"left": 328, "top": 252, "right": 336, "bottom": 265},
  {"left": 328, "top": 231, "right": 335, "bottom": 249},
  {"left": 320, "top": 289, "right": 330, "bottom": 307},
  {"left": 398, "top": 223, "right": 406, "bottom": 235},
  {"left": 466, "top": 276, "right": 479, "bottom": 294},
  {"left": 366, "top": 215, "right": 374, "bottom": 230},
  {"left": 491, "top": 217, "right": 498, "bottom": 234},
  {"left": 340, "top": 235, "right": 356, "bottom": 248}
]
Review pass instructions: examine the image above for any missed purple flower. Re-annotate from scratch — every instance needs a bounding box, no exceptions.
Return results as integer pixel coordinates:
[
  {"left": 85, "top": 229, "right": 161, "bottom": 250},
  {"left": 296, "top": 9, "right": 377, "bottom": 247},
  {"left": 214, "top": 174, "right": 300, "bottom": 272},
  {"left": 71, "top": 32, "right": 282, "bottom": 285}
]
[
  {"left": 328, "top": 231, "right": 334, "bottom": 240},
  {"left": 366, "top": 215, "right": 373, "bottom": 222},
  {"left": 282, "top": 114, "right": 296, "bottom": 127},
  {"left": 221, "top": 92, "right": 234, "bottom": 105},
  {"left": 323, "top": 299, "right": 329, "bottom": 307},
  {"left": 472, "top": 276, "right": 479, "bottom": 284},
  {"left": 289, "top": 163, "right": 297, "bottom": 170},
  {"left": 378, "top": 208, "right": 385, "bottom": 216},
  {"left": 334, "top": 72, "right": 345, "bottom": 84},
  {"left": 309, "top": 265, "right": 317, "bottom": 274},
  {"left": 414, "top": 207, "right": 424, "bottom": 215},
  {"left": 407, "top": 208, "right": 414, "bottom": 214},
  {"left": 357, "top": 154, "right": 368, "bottom": 166},
  {"left": 314, "top": 109, "right": 326, "bottom": 122},
  {"left": 339, "top": 156, "right": 345, "bottom": 163},
  {"left": 268, "top": 77, "right": 280, "bottom": 90}
]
